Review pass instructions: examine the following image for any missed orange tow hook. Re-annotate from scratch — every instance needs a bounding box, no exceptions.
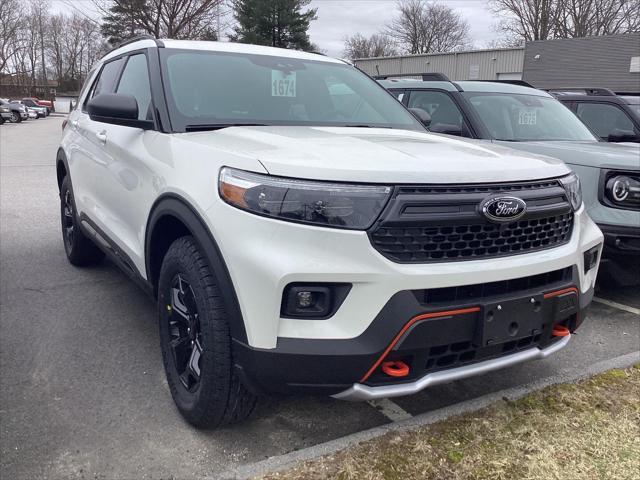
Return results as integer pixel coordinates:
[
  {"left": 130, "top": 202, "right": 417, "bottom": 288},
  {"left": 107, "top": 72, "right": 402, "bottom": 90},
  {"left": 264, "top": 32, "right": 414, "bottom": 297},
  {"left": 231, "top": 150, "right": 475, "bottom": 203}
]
[
  {"left": 552, "top": 325, "right": 570, "bottom": 337},
  {"left": 381, "top": 360, "right": 410, "bottom": 378}
]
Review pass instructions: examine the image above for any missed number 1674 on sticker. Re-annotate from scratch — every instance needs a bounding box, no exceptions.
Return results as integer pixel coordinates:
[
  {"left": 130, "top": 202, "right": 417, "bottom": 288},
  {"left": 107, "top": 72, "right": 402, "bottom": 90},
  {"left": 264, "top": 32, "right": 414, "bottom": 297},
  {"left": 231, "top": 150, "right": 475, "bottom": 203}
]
[{"left": 272, "top": 71, "right": 296, "bottom": 97}]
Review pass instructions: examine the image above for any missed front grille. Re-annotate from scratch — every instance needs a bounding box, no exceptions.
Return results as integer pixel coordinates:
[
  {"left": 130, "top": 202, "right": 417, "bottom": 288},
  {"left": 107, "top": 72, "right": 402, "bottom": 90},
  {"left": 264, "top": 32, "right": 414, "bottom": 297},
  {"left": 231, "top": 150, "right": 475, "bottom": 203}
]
[
  {"left": 369, "top": 179, "right": 574, "bottom": 263},
  {"left": 371, "top": 213, "right": 573, "bottom": 262},
  {"left": 412, "top": 267, "right": 572, "bottom": 305},
  {"left": 423, "top": 333, "right": 542, "bottom": 372}
]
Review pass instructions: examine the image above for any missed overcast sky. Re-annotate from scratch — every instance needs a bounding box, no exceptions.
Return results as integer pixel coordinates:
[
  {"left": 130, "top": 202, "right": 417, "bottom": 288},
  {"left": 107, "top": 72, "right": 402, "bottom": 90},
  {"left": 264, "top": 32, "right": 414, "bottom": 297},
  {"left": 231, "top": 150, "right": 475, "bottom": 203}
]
[{"left": 51, "top": 0, "right": 497, "bottom": 57}]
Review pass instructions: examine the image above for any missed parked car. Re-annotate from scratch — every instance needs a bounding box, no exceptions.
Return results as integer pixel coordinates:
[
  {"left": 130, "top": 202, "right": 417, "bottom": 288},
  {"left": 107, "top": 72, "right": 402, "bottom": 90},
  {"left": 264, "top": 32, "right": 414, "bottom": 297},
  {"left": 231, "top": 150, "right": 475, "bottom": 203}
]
[
  {"left": 18, "top": 96, "right": 53, "bottom": 113},
  {"left": 21, "top": 98, "right": 50, "bottom": 116},
  {"left": 13, "top": 100, "right": 45, "bottom": 118},
  {"left": 550, "top": 88, "right": 640, "bottom": 143},
  {"left": 379, "top": 76, "right": 639, "bottom": 284},
  {"left": 0, "top": 99, "right": 28, "bottom": 122},
  {"left": 0, "top": 104, "right": 11, "bottom": 124},
  {"left": 58, "top": 38, "right": 602, "bottom": 428}
]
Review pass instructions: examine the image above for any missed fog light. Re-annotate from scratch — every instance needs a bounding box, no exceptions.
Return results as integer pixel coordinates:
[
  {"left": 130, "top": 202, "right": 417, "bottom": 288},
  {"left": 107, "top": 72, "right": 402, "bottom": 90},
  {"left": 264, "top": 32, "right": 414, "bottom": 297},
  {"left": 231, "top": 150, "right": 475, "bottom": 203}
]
[
  {"left": 296, "top": 291, "right": 314, "bottom": 308},
  {"left": 583, "top": 245, "right": 600, "bottom": 274},
  {"left": 281, "top": 283, "right": 352, "bottom": 319}
]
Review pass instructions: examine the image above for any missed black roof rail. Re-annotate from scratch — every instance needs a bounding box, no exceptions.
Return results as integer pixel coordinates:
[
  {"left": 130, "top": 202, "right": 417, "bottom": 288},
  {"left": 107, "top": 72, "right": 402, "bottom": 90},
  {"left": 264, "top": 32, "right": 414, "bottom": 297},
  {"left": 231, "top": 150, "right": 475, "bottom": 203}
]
[
  {"left": 477, "top": 79, "right": 534, "bottom": 88},
  {"left": 106, "top": 34, "right": 159, "bottom": 54},
  {"left": 373, "top": 72, "right": 452, "bottom": 82},
  {"left": 546, "top": 87, "right": 616, "bottom": 96}
]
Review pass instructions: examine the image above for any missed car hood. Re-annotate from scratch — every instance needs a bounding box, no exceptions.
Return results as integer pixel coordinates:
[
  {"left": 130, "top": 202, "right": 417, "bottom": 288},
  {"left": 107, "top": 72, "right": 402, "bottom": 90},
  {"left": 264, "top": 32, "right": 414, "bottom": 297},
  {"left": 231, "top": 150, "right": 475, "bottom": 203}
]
[
  {"left": 178, "top": 126, "right": 570, "bottom": 184},
  {"left": 493, "top": 140, "right": 640, "bottom": 170}
]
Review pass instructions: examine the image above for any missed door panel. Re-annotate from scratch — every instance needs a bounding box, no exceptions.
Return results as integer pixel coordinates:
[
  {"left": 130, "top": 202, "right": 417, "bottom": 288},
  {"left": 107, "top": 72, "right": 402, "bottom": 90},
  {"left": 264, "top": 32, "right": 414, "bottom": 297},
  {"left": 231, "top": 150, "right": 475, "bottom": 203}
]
[
  {"left": 68, "top": 58, "right": 125, "bottom": 223},
  {"left": 85, "top": 53, "right": 157, "bottom": 275}
]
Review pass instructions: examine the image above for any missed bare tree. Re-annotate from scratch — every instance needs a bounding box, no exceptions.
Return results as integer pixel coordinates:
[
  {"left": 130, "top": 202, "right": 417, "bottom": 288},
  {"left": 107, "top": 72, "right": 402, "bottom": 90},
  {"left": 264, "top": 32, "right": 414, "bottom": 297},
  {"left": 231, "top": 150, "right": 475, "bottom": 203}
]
[
  {"left": 387, "top": 0, "right": 471, "bottom": 54},
  {"left": 490, "top": 0, "right": 639, "bottom": 43},
  {"left": 490, "top": 0, "right": 560, "bottom": 41},
  {"left": 30, "top": 0, "right": 50, "bottom": 84},
  {"left": 0, "top": 0, "right": 25, "bottom": 73},
  {"left": 555, "top": 0, "right": 640, "bottom": 37},
  {"left": 100, "top": 0, "right": 227, "bottom": 44},
  {"left": 343, "top": 33, "right": 398, "bottom": 60}
]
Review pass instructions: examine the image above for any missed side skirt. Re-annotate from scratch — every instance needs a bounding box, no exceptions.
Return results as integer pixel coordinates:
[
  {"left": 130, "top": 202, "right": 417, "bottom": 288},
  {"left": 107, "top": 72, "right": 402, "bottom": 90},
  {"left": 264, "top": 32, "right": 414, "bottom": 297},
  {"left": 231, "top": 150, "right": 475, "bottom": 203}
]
[{"left": 79, "top": 214, "right": 155, "bottom": 298}]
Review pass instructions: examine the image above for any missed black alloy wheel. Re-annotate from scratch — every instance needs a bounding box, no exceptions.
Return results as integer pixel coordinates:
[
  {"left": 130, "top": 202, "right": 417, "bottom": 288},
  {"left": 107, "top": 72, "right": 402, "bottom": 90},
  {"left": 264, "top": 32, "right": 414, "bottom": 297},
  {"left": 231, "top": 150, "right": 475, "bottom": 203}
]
[
  {"left": 167, "top": 274, "right": 203, "bottom": 392},
  {"left": 62, "top": 189, "right": 75, "bottom": 249}
]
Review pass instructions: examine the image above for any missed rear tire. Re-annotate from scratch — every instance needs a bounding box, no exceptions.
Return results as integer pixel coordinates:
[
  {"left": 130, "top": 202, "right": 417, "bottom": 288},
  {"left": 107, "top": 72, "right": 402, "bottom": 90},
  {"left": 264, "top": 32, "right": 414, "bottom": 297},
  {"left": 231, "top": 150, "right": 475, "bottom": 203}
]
[
  {"left": 60, "top": 176, "right": 105, "bottom": 266},
  {"left": 158, "top": 236, "right": 256, "bottom": 428},
  {"left": 10, "top": 112, "right": 21, "bottom": 123}
]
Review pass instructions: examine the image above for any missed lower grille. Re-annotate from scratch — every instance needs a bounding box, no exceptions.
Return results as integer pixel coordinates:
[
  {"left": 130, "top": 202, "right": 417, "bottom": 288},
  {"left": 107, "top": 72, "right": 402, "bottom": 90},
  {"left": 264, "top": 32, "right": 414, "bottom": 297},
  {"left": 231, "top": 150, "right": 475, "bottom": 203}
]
[{"left": 371, "top": 212, "right": 573, "bottom": 263}]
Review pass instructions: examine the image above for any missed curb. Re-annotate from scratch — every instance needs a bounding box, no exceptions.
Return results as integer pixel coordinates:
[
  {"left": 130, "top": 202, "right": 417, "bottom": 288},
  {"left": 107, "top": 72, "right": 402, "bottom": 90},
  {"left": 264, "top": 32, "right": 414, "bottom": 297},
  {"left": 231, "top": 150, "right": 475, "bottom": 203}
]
[{"left": 223, "top": 350, "right": 640, "bottom": 480}]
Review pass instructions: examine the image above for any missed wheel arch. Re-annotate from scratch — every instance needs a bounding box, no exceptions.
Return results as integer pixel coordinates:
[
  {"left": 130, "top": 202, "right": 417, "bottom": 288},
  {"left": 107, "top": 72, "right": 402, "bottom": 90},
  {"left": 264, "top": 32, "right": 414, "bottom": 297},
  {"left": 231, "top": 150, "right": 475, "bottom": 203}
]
[
  {"left": 145, "top": 194, "right": 248, "bottom": 343},
  {"left": 56, "top": 148, "right": 70, "bottom": 192}
]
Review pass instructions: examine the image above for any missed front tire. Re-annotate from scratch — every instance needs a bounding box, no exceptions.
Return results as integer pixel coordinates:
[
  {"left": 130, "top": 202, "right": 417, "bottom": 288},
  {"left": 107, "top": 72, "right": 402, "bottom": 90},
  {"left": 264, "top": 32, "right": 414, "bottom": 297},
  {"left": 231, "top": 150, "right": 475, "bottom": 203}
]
[
  {"left": 158, "top": 236, "right": 256, "bottom": 428},
  {"left": 60, "top": 176, "right": 105, "bottom": 266},
  {"left": 10, "top": 112, "right": 21, "bottom": 123}
]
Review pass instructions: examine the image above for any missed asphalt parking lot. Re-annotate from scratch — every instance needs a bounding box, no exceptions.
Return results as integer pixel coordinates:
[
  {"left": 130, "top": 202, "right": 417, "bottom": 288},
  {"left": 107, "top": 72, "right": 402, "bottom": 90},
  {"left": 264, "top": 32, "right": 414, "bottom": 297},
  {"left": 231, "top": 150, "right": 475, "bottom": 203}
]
[{"left": 1, "top": 117, "right": 639, "bottom": 480}]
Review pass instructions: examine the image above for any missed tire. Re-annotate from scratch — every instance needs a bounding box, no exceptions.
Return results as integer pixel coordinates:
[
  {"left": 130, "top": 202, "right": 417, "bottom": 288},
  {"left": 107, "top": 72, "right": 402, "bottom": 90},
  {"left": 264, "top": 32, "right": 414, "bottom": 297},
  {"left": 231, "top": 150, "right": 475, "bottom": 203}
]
[
  {"left": 10, "top": 112, "right": 21, "bottom": 123},
  {"left": 158, "top": 236, "right": 256, "bottom": 428},
  {"left": 60, "top": 176, "right": 105, "bottom": 266}
]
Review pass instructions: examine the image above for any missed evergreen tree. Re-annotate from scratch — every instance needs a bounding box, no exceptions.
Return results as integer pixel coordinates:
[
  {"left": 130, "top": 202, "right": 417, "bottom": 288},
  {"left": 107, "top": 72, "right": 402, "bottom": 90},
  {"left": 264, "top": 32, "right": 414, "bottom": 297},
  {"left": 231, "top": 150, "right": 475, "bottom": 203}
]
[
  {"left": 101, "top": 0, "right": 148, "bottom": 46},
  {"left": 231, "top": 0, "right": 318, "bottom": 51}
]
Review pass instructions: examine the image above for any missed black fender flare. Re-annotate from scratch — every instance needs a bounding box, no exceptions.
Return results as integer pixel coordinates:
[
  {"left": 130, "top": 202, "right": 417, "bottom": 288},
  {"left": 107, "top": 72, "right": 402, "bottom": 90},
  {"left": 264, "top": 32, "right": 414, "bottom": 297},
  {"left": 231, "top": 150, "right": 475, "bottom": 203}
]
[
  {"left": 56, "top": 148, "right": 71, "bottom": 192},
  {"left": 145, "top": 194, "right": 248, "bottom": 343}
]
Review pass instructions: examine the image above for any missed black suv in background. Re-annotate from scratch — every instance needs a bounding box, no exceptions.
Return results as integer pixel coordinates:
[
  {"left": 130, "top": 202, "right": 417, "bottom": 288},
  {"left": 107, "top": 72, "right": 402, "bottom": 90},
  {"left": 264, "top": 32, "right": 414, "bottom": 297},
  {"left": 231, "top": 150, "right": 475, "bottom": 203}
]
[{"left": 551, "top": 89, "right": 640, "bottom": 143}]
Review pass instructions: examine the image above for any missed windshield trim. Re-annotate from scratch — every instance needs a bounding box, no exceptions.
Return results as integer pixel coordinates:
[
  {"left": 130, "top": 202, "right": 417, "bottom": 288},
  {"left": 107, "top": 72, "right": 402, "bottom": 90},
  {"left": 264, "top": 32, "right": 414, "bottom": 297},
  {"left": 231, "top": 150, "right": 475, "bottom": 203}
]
[{"left": 159, "top": 48, "right": 426, "bottom": 134}]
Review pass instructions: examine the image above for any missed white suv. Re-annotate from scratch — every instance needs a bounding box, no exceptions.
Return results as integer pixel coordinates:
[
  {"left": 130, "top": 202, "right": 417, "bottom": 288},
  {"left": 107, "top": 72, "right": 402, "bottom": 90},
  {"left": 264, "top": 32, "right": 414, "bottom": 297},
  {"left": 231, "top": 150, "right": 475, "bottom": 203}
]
[{"left": 58, "top": 37, "right": 603, "bottom": 428}]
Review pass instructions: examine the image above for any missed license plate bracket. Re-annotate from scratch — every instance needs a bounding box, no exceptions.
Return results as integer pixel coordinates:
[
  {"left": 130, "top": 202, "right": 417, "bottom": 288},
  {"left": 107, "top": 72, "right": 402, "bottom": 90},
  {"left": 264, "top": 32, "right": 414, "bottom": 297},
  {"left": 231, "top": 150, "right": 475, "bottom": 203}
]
[{"left": 479, "top": 295, "right": 544, "bottom": 347}]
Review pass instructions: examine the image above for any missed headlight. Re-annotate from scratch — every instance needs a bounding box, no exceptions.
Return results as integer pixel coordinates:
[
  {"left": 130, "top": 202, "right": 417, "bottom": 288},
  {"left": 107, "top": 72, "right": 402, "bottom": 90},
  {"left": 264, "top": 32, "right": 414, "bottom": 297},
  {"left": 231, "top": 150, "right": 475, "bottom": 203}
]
[
  {"left": 559, "top": 173, "right": 582, "bottom": 211},
  {"left": 604, "top": 172, "right": 640, "bottom": 210},
  {"left": 219, "top": 167, "right": 391, "bottom": 229}
]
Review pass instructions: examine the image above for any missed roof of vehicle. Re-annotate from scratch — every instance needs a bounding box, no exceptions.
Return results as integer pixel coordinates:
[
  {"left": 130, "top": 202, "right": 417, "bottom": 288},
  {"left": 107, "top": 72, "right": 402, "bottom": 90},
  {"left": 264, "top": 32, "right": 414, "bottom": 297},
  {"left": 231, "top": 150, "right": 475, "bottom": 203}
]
[
  {"left": 457, "top": 81, "right": 552, "bottom": 97},
  {"left": 377, "top": 78, "right": 553, "bottom": 97},
  {"left": 102, "top": 37, "right": 343, "bottom": 65},
  {"left": 377, "top": 79, "right": 458, "bottom": 91},
  {"left": 620, "top": 95, "right": 640, "bottom": 104}
]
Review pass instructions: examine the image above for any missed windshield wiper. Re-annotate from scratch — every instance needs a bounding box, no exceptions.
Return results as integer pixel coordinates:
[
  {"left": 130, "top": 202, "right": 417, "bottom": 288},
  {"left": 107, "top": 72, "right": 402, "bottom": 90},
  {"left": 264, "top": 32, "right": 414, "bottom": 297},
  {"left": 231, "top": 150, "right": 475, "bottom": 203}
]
[
  {"left": 185, "top": 123, "right": 268, "bottom": 132},
  {"left": 343, "top": 124, "right": 392, "bottom": 128}
]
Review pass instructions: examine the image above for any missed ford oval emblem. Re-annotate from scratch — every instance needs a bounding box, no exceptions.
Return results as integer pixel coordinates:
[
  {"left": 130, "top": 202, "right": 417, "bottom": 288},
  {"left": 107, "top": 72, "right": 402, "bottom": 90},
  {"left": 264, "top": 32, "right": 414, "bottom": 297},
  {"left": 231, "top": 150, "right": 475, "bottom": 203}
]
[{"left": 481, "top": 196, "right": 527, "bottom": 223}]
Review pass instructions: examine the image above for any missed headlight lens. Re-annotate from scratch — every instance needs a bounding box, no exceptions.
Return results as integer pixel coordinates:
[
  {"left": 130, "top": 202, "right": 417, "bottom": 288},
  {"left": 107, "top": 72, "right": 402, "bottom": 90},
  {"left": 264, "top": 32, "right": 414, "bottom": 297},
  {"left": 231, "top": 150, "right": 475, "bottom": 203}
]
[
  {"left": 605, "top": 172, "right": 640, "bottom": 209},
  {"left": 559, "top": 173, "right": 582, "bottom": 211},
  {"left": 219, "top": 167, "right": 391, "bottom": 229}
]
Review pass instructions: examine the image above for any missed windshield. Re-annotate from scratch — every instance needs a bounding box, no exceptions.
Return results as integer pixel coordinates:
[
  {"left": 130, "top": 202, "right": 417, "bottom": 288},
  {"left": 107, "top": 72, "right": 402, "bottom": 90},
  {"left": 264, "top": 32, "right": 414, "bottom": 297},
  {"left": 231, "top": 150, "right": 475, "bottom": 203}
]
[
  {"left": 463, "top": 92, "right": 597, "bottom": 142},
  {"left": 160, "top": 49, "right": 424, "bottom": 132}
]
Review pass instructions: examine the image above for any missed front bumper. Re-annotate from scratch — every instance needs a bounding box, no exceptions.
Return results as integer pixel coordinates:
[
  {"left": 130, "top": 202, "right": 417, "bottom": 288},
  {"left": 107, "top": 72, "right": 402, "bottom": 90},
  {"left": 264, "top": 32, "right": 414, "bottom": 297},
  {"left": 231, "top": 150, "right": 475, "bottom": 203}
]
[
  {"left": 333, "top": 334, "right": 570, "bottom": 401},
  {"left": 205, "top": 199, "right": 602, "bottom": 398},
  {"left": 233, "top": 272, "right": 593, "bottom": 396},
  {"left": 599, "top": 223, "right": 640, "bottom": 258}
]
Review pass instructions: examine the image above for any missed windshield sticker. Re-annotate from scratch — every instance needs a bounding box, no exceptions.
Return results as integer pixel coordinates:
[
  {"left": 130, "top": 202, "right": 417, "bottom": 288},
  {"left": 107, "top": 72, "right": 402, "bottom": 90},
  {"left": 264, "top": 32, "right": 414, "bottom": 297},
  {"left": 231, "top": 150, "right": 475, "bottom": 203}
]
[
  {"left": 272, "top": 70, "right": 296, "bottom": 97},
  {"left": 518, "top": 108, "right": 537, "bottom": 125}
]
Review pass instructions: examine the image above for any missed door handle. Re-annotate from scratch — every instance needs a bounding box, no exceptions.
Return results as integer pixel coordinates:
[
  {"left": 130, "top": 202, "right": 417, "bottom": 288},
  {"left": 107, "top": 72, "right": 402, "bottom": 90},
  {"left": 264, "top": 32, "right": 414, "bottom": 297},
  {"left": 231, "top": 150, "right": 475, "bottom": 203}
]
[
  {"left": 71, "top": 119, "right": 78, "bottom": 128},
  {"left": 95, "top": 131, "right": 107, "bottom": 144}
]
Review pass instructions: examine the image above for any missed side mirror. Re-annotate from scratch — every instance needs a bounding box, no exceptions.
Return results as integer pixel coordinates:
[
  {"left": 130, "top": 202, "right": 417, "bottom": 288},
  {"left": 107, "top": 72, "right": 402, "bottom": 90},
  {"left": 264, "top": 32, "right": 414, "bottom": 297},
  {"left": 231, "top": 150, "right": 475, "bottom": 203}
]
[
  {"left": 87, "top": 93, "right": 153, "bottom": 130},
  {"left": 607, "top": 129, "right": 639, "bottom": 143},
  {"left": 408, "top": 107, "right": 431, "bottom": 128}
]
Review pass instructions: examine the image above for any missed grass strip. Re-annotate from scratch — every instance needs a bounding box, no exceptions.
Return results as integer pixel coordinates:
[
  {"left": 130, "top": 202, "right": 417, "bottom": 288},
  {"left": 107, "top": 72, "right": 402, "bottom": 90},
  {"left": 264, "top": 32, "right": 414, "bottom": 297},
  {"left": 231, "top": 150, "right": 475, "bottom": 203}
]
[{"left": 259, "top": 364, "right": 640, "bottom": 480}]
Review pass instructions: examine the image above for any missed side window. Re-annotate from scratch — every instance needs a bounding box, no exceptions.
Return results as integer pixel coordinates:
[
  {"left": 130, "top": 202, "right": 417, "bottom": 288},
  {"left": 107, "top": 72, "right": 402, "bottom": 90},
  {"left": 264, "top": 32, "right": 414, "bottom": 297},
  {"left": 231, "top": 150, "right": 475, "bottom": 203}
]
[
  {"left": 407, "top": 90, "right": 468, "bottom": 136},
  {"left": 116, "top": 54, "right": 152, "bottom": 121},
  {"left": 576, "top": 102, "right": 635, "bottom": 140},
  {"left": 82, "top": 58, "right": 125, "bottom": 111},
  {"left": 389, "top": 90, "right": 405, "bottom": 102}
]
